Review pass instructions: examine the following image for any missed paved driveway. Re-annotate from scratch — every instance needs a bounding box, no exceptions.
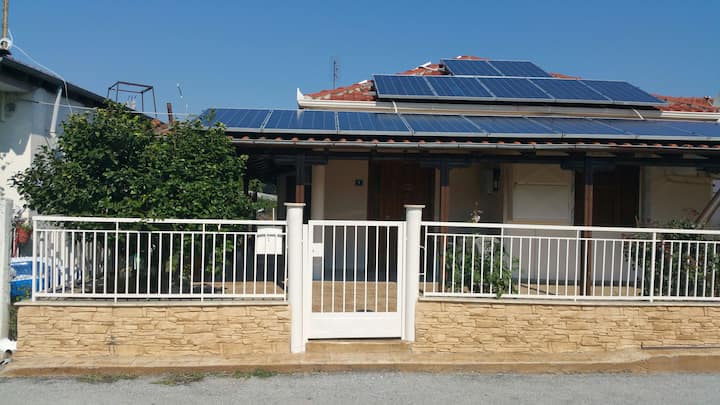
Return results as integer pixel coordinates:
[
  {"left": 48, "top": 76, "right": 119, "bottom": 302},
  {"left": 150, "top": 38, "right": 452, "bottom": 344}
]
[{"left": 1, "top": 372, "right": 719, "bottom": 405}]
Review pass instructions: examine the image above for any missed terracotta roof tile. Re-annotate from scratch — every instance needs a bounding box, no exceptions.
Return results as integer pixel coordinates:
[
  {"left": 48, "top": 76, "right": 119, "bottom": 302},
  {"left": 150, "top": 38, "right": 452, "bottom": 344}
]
[
  {"left": 654, "top": 95, "right": 718, "bottom": 113},
  {"left": 550, "top": 72, "right": 582, "bottom": 80}
]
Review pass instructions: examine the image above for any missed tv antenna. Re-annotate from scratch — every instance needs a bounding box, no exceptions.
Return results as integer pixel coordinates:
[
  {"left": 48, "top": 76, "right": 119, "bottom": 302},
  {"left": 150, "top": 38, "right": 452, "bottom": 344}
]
[{"left": 331, "top": 57, "right": 340, "bottom": 89}]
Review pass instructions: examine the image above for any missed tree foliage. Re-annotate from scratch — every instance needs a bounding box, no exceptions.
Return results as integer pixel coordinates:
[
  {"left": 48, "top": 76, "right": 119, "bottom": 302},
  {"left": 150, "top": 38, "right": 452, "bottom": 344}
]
[{"left": 11, "top": 104, "right": 253, "bottom": 219}]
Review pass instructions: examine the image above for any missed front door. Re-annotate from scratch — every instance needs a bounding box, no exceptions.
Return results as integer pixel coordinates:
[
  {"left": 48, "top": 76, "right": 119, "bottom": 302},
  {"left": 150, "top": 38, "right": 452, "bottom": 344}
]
[
  {"left": 574, "top": 166, "right": 640, "bottom": 226},
  {"left": 305, "top": 220, "right": 404, "bottom": 339},
  {"left": 369, "top": 161, "right": 434, "bottom": 221}
]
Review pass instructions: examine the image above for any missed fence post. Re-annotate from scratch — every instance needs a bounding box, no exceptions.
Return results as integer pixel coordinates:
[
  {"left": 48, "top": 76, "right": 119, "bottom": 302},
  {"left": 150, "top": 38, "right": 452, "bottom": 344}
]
[
  {"left": 404, "top": 205, "right": 424, "bottom": 342},
  {"left": 649, "top": 232, "right": 657, "bottom": 303},
  {"left": 0, "top": 199, "right": 13, "bottom": 340},
  {"left": 285, "top": 202, "right": 305, "bottom": 353}
]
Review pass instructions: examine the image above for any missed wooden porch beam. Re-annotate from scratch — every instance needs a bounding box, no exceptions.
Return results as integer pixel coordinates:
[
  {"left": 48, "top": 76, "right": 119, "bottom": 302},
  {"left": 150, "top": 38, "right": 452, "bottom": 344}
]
[{"left": 241, "top": 150, "right": 720, "bottom": 170}]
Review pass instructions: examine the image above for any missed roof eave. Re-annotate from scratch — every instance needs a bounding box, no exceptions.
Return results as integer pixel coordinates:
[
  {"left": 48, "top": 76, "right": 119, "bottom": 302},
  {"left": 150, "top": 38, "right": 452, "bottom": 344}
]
[{"left": 0, "top": 57, "right": 106, "bottom": 107}]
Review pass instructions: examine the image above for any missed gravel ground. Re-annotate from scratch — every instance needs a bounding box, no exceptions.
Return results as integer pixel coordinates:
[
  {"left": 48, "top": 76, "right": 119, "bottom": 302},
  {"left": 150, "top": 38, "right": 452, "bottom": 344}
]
[{"left": 1, "top": 372, "right": 720, "bottom": 405}]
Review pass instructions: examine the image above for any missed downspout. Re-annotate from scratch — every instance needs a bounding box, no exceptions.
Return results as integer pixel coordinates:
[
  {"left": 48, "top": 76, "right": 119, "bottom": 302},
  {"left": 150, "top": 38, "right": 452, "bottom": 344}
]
[{"left": 48, "top": 86, "right": 62, "bottom": 137}]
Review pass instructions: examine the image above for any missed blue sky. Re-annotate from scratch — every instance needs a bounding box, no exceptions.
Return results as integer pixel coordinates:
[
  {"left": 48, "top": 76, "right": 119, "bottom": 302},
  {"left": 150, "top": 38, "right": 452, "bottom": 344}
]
[{"left": 6, "top": 0, "right": 720, "bottom": 116}]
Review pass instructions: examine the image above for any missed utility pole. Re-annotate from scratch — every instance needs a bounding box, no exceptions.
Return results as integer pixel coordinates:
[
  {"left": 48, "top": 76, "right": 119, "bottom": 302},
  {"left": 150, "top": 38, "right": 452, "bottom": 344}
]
[{"left": 0, "top": 0, "right": 10, "bottom": 56}]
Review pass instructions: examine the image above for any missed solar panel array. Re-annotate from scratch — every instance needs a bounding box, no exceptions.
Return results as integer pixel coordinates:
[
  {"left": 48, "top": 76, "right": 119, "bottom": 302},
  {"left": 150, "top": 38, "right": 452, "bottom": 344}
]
[
  {"left": 373, "top": 75, "right": 664, "bottom": 106},
  {"left": 442, "top": 59, "right": 551, "bottom": 77},
  {"left": 203, "top": 108, "right": 720, "bottom": 141}
]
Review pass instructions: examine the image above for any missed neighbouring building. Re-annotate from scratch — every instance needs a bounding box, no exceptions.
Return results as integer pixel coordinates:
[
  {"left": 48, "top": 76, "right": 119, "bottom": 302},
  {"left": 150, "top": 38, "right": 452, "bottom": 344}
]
[{"left": 0, "top": 56, "right": 105, "bottom": 213}]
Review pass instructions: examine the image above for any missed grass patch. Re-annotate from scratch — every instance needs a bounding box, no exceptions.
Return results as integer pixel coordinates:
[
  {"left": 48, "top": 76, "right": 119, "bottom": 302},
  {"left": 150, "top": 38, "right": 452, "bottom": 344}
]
[
  {"left": 232, "top": 369, "right": 277, "bottom": 379},
  {"left": 76, "top": 374, "right": 138, "bottom": 384},
  {"left": 152, "top": 372, "right": 207, "bottom": 386}
]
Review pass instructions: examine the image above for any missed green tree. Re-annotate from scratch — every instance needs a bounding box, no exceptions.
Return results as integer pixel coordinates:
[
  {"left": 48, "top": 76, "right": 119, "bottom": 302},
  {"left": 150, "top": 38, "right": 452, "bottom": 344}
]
[{"left": 11, "top": 104, "right": 253, "bottom": 219}]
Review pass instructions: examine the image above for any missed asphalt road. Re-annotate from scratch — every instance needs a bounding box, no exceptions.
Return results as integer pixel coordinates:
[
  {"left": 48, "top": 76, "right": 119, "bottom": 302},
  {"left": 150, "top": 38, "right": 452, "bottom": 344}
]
[{"left": 1, "top": 372, "right": 719, "bottom": 405}]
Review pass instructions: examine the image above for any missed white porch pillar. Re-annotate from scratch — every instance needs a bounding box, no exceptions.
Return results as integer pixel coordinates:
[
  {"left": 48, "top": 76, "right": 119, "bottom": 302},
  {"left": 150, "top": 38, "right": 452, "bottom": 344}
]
[
  {"left": 0, "top": 199, "right": 13, "bottom": 340},
  {"left": 311, "top": 165, "right": 325, "bottom": 220},
  {"left": 404, "top": 204, "right": 423, "bottom": 342},
  {"left": 285, "top": 202, "right": 305, "bottom": 353}
]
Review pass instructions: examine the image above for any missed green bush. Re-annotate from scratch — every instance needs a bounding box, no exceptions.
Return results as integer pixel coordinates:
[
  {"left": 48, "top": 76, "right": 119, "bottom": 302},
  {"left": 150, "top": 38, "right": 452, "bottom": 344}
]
[
  {"left": 630, "top": 219, "right": 720, "bottom": 297},
  {"left": 444, "top": 236, "right": 516, "bottom": 298}
]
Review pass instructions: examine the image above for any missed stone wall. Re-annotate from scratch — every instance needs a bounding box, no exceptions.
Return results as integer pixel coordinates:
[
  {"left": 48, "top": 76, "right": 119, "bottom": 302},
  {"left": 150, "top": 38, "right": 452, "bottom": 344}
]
[
  {"left": 16, "top": 302, "right": 290, "bottom": 358},
  {"left": 415, "top": 300, "right": 720, "bottom": 353}
]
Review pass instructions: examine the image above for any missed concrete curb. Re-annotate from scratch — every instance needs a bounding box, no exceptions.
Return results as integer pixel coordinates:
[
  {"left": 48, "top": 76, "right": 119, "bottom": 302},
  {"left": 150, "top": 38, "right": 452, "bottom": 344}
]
[{"left": 4, "top": 352, "right": 720, "bottom": 377}]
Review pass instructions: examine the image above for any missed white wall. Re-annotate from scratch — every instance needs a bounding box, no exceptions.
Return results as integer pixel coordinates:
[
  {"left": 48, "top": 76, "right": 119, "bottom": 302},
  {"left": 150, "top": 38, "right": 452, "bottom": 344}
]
[
  {"left": 447, "top": 164, "right": 503, "bottom": 222},
  {"left": 0, "top": 91, "right": 34, "bottom": 207},
  {"left": 323, "top": 160, "right": 368, "bottom": 220},
  {"left": 0, "top": 87, "right": 86, "bottom": 215},
  {"left": 642, "top": 166, "right": 718, "bottom": 227}
]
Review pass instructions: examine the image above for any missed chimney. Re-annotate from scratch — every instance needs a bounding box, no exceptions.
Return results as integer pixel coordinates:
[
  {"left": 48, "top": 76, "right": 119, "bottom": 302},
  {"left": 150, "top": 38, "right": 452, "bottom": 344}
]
[{"left": 0, "top": 0, "right": 10, "bottom": 56}]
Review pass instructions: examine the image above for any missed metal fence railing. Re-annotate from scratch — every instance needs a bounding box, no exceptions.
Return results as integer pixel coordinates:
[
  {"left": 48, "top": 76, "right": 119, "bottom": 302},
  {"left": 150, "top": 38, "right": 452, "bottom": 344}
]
[
  {"left": 421, "top": 222, "right": 720, "bottom": 301},
  {"left": 32, "top": 216, "right": 288, "bottom": 301}
]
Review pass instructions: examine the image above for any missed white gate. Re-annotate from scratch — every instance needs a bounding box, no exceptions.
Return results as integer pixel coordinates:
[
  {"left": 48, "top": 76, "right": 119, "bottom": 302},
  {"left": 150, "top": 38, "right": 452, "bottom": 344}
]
[{"left": 304, "top": 221, "right": 405, "bottom": 339}]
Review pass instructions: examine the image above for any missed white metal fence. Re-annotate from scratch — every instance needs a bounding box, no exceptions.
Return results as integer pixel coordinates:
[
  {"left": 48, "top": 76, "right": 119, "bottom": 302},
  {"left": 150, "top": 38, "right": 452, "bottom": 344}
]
[
  {"left": 29, "top": 214, "right": 720, "bottom": 304},
  {"left": 421, "top": 222, "right": 720, "bottom": 301},
  {"left": 31, "top": 216, "right": 288, "bottom": 301}
]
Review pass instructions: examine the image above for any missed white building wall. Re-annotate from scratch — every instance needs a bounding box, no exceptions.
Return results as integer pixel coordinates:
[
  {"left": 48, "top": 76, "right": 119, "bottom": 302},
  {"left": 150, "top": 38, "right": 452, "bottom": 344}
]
[
  {"left": 0, "top": 87, "right": 86, "bottom": 214},
  {"left": 448, "top": 164, "right": 503, "bottom": 223},
  {"left": 323, "top": 160, "right": 368, "bottom": 220},
  {"left": 0, "top": 91, "right": 34, "bottom": 207},
  {"left": 642, "top": 167, "right": 718, "bottom": 227}
]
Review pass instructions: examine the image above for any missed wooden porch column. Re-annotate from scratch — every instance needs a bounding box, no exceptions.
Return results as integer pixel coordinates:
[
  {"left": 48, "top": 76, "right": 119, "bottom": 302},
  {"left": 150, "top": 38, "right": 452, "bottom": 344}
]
[
  {"left": 439, "top": 163, "right": 450, "bottom": 287},
  {"left": 440, "top": 163, "right": 450, "bottom": 223},
  {"left": 583, "top": 157, "right": 594, "bottom": 296},
  {"left": 295, "top": 156, "right": 305, "bottom": 203}
]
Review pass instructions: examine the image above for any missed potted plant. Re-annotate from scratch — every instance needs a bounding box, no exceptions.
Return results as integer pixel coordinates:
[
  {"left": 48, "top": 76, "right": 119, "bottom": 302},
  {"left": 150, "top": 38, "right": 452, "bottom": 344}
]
[{"left": 15, "top": 221, "right": 32, "bottom": 245}]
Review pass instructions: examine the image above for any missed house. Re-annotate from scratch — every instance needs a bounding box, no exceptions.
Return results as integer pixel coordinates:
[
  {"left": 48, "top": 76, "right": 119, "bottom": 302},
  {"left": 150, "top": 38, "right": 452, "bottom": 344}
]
[
  {"left": 13, "top": 56, "right": 720, "bottom": 364},
  {"left": 205, "top": 56, "right": 720, "bottom": 230},
  {"left": 0, "top": 56, "right": 106, "bottom": 213}
]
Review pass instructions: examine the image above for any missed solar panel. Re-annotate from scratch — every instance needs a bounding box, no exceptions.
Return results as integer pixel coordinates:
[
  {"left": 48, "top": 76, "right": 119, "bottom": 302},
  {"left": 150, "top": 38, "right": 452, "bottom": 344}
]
[
  {"left": 530, "top": 117, "right": 625, "bottom": 136},
  {"left": 664, "top": 121, "right": 720, "bottom": 138},
  {"left": 263, "top": 110, "right": 337, "bottom": 132},
  {"left": 466, "top": 116, "right": 554, "bottom": 135},
  {"left": 402, "top": 114, "right": 483, "bottom": 135},
  {"left": 206, "top": 108, "right": 720, "bottom": 144},
  {"left": 204, "top": 108, "right": 270, "bottom": 128},
  {"left": 581, "top": 80, "right": 663, "bottom": 105},
  {"left": 530, "top": 79, "right": 609, "bottom": 102},
  {"left": 442, "top": 59, "right": 501, "bottom": 76},
  {"left": 423, "top": 76, "right": 493, "bottom": 99},
  {"left": 488, "top": 61, "right": 551, "bottom": 77},
  {"left": 337, "top": 112, "right": 409, "bottom": 134},
  {"left": 373, "top": 75, "right": 435, "bottom": 98},
  {"left": 477, "top": 78, "right": 551, "bottom": 100},
  {"left": 598, "top": 119, "right": 697, "bottom": 138}
]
